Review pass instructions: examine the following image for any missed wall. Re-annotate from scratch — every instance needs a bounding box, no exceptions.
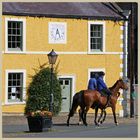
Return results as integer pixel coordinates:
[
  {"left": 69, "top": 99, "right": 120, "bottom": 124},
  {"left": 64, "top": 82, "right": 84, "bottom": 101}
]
[{"left": 2, "top": 15, "right": 124, "bottom": 114}]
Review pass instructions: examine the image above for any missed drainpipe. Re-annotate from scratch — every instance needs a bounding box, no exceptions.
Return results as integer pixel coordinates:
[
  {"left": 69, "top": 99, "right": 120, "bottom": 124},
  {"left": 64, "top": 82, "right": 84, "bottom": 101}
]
[
  {"left": 123, "top": 9, "right": 131, "bottom": 80},
  {"left": 122, "top": 19, "right": 128, "bottom": 117},
  {"left": 130, "top": 4, "right": 135, "bottom": 118},
  {"left": 122, "top": 10, "right": 130, "bottom": 117},
  {"left": 123, "top": 20, "right": 128, "bottom": 80}
]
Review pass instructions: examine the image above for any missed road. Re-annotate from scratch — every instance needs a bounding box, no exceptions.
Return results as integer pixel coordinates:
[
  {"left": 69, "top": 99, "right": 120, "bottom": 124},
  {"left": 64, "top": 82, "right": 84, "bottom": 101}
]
[
  {"left": 3, "top": 123, "right": 137, "bottom": 138},
  {"left": 2, "top": 114, "right": 138, "bottom": 138}
]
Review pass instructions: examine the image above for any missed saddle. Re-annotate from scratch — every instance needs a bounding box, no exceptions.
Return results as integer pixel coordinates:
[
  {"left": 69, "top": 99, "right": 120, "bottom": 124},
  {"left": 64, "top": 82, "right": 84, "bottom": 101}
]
[
  {"left": 100, "top": 91, "right": 108, "bottom": 97},
  {"left": 99, "top": 91, "right": 111, "bottom": 107}
]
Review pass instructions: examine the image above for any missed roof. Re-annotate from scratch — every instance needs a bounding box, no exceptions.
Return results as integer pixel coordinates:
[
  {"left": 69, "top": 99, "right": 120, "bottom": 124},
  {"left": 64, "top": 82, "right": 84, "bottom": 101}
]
[{"left": 2, "top": 2, "right": 125, "bottom": 20}]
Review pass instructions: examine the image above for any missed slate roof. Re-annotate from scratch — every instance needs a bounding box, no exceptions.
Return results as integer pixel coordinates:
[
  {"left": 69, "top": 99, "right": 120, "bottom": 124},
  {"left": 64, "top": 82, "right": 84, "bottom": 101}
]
[{"left": 2, "top": 2, "right": 125, "bottom": 20}]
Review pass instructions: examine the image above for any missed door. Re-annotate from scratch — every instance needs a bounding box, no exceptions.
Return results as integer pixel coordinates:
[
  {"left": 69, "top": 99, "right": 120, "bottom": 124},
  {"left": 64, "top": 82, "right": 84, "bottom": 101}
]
[{"left": 59, "top": 78, "right": 72, "bottom": 112}]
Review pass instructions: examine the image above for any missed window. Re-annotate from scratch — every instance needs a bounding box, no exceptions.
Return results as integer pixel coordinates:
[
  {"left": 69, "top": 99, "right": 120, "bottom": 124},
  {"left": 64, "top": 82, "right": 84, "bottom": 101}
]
[
  {"left": 90, "top": 71, "right": 100, "bottom": 78},
  {"left": 5, "top": 18, "right": 26, "bottom": 52},
  {"left": 8, "top": 21, "right": 23, "bottom": 51},
  {"left": 90, "top": 25, "right": 103, "bottom": 51},
  {"left": 88, "top": 68, "right": 105, "bottom": 81},
  {"left": 6, "top": 70, "right": 26, "bottom": 104},
  {"left": 88, "top": 21, "right": 105, "bottom": 53}
]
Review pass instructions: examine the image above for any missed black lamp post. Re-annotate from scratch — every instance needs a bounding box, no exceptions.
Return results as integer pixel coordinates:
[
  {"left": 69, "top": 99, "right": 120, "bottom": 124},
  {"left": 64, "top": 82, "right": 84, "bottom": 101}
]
[{"left": 47, "top": 49, "right": 58, "bottom": 113}]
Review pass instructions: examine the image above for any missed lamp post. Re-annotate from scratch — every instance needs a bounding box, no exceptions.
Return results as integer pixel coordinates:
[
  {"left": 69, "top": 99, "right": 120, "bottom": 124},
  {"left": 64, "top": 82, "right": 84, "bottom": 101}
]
[{"left": 47, "top": 49, "right": 58, "bottom": 113}]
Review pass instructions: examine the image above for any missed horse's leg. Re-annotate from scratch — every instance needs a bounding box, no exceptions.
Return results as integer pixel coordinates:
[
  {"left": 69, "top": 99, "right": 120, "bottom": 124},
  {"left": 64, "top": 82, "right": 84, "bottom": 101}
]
[
  {"left": 67, "top": 108, "right": 74, "bottom": 126},
  {"left": 67, "top": 114, "right": 71, "bottom": 126},
  {"left": 80, "top": 107, "right": 86, "bottom": 125},
  {"left": 100, "top": 109, "right": 106, "bottom": 124},
  {"left": 98, "top": 109, "right": 104, "bottom": 124},
  {"left": 80, "top": 106, "right": 89, "bottom": 126},
  {"left": 67, "top": 103, "right": 78, "bottom": 126},
  {"left": 94, "top": 107, "right": 99, "bottom": 126},
  {"left": 83, "top": 106, "right": 90, "bottom": 126},
  {"left": 78, "top": 108, "right": 82, "bottom": 125},
  {"left": 112, "top": 105, "right": 118, "bottom": 126}
]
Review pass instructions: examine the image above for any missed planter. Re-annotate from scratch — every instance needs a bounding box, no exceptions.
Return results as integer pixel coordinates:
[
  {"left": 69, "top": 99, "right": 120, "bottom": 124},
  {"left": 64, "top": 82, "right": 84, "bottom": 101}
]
[{"left": 27, "top": 116, "right": 52, "bottom": 132}]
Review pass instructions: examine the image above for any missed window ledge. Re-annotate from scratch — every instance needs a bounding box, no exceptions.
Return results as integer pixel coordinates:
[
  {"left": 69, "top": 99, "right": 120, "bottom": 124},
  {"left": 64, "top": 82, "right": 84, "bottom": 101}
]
[
  {"left": 4, "top": 51, "right": 26, "bottom": 54},
  {"left": 88, "top": 51, "right": 105, "bottom": 54},
  {"left": 88, "top": 51, "right": 123, "bottom": 55},
  {"left": 4, "top": 101, "right": 25, "bottom": 105}
]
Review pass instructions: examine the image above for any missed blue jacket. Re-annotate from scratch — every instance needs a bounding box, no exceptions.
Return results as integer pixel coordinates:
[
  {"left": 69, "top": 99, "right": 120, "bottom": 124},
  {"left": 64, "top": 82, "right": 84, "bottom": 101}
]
[
  {"left": 97, "top": 77, "right": 108, "bottom": 91},
  {"left": 88, "top": 78, "right": 97, "bottom": 90}
]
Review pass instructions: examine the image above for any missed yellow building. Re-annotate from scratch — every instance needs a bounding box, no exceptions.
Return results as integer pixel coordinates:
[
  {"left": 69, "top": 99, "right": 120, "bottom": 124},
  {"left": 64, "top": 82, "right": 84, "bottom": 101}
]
[{"left": 2, "top": 2, "right": 127, "bottom": 116}]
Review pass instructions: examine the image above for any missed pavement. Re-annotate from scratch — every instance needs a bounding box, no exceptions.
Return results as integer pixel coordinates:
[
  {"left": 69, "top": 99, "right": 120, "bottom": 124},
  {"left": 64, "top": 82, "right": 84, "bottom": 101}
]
[
  {"left": 2, "top": 113, "right": 137, "bottom": 125},
  {"left": 2, "top": 113, "right": 138, "bottom": 138}
]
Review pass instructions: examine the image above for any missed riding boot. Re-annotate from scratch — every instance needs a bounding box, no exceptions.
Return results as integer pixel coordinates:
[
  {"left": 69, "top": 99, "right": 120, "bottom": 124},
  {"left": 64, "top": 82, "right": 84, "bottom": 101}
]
[{"left": 105, "top": 95, "right": 110, "bottom": 107}]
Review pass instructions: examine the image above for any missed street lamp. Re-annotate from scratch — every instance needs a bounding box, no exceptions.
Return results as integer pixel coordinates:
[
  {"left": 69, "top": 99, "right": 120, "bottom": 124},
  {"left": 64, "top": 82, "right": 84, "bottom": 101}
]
[{"left": 47, "top": 49, "right": 58, "bottom": 113}]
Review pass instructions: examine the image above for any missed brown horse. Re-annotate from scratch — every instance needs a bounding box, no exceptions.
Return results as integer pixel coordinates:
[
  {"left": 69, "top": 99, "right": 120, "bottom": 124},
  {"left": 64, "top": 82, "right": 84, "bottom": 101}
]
[
  {"left": 67, "top": 78, "right": 128, "bottom": 126},
  {"left": 78, "top": 92, "right": 120, "bottom": 125}
]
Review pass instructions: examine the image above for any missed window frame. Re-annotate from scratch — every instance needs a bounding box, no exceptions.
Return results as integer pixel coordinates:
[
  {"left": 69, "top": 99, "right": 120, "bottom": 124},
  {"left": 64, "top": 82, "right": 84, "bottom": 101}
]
[
  {"left": 5, "top": 18, "right": 26, "bottom": 53},
  {"left": 5, "top": 69, "right": 26, "bottom": 105},
  {"left": 88, "top": 21, "right": 105, "bottom": 54},
  {"left": 88, "top": 68, "right": 106, "bottom": 82}
]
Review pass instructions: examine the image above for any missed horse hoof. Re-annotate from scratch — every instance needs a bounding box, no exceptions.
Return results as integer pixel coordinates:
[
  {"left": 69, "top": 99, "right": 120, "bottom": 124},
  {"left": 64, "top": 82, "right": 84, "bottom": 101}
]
[
  {"left": 100, "top": 121, "right": 103, "bottom": 124},
  {"left": 95, "top": 124, "right": 100, "bottom": 127},
  {"left": 84, "top": 123, "right": 88, "bottom": 126},
  {"left": 115, "top": 122, "right": 119, "bottom": 126},
  {"left": 78, "top": 121, "right": 82, "bottom": 125},
  {"left": 67, "top": 123, "right": 69, "bottom": 126},
  {"left": 95, "top": 123, "right": 99, "bottom": 126}
]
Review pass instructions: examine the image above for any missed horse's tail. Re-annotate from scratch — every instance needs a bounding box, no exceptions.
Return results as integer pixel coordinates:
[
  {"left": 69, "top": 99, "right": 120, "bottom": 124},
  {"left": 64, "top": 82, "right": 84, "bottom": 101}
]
[{"left": 68, "top": 90, "right": 84, "bottom": 117}]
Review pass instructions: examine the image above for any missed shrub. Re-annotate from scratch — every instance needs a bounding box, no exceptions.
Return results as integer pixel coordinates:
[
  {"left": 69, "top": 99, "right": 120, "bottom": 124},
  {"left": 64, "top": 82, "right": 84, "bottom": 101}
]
[{"left": 24, "top": 67, "right": 61, "bottom": 116}]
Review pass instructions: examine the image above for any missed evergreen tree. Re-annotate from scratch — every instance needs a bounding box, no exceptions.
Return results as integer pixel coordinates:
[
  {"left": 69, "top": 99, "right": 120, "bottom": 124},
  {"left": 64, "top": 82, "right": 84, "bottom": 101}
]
[{"left": 24, "top": 67, "right": 61, "bottom": 116}]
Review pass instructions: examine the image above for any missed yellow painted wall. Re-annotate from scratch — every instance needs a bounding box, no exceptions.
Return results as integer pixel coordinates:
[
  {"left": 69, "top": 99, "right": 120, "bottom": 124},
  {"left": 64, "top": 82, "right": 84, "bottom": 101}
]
[
  {"left": 2, "top": 15, "right": 124, "bottom": 114},
  {"left": 2, "top": 16, "right": 123, "bottom": 52}
]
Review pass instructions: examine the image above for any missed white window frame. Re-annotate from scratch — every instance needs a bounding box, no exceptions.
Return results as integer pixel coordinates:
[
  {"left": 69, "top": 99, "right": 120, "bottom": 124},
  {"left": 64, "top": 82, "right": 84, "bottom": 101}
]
[
  {"left": 88, "top": 21, "right": 106, "bottom": 54},
  {"left": 88, "top": 68, "right": 106, "bottom": 82},
  {"left": 5, "top": 17, "right": 26, "bottom": 53},
  {"left": 5, "top": 69, "right": 26, "bottom": 105}
]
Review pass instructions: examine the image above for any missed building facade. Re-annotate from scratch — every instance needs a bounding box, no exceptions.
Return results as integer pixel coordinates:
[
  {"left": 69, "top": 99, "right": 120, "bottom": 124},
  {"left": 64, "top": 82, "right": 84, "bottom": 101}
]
[{"left": 2, "top": 2, "right": 127, "bottom": 116}]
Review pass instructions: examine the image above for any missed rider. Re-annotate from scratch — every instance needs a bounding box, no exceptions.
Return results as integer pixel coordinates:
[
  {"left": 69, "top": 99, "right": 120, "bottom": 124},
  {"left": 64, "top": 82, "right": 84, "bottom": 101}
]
[
  {"left": 87, "top": 73, "right": 98, "bottom": 90},
  {"left": 96, "top": 71, "right": 112, "bottom": 105}
]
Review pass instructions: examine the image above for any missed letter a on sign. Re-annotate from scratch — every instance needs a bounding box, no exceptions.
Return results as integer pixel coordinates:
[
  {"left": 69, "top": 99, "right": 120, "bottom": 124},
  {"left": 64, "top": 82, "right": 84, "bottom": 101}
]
[{"left": 55, "top": 28, "right": 61, "bottom": 40}]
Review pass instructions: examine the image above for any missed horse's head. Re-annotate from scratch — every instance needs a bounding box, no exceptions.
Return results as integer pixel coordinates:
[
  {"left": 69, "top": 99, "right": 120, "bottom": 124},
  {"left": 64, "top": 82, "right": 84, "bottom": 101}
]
[{"left": 117, "top": 78, "right": 128, "bottom": 90}]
